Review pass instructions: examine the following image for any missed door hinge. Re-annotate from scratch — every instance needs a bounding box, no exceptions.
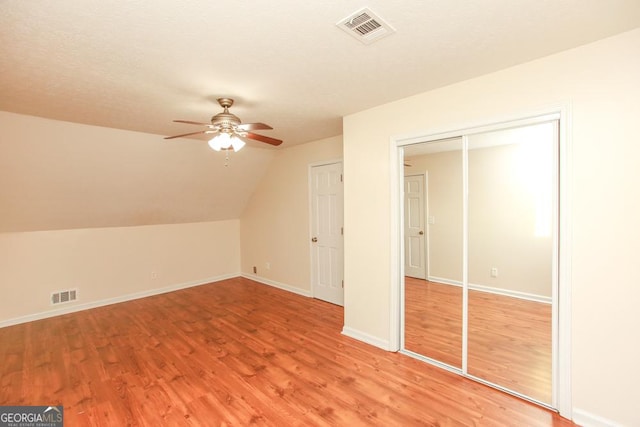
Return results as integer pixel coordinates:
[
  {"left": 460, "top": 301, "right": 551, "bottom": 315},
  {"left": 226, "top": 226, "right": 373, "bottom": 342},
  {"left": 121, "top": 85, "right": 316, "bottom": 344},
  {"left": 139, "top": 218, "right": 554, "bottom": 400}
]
[
  {"left": 340, "top": 174, "right": 343, "bottom": 182},
  {"left": 341, "top": 227, "right": 344, "bottom": 235},
  {"left": 342, "top": 279, "right": 344, "bottom": 288}
]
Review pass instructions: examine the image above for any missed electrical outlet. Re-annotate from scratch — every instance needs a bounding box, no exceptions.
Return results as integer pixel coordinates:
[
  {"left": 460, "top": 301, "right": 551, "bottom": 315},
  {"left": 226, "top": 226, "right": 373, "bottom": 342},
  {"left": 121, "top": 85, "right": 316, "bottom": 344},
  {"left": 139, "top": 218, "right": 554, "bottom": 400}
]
[
  {"left": 253, "top": 266, "right": 257, "bottom": 274},
  {"left": 490, "top": 267, "right": 498, "bottom": 278},
  {"left": 265, "top": 262, "right": 271, "bottom": 270},
  {"left": 151, "top": 271, "right": 158, "bottom": 279}
]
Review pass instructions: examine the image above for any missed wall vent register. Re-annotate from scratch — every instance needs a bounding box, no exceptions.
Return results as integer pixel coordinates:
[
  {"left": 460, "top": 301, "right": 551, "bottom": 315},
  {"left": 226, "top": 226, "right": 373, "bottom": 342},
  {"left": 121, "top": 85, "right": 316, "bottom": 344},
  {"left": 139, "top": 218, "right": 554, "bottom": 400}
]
[{"left": 51, "top": 289, "right": 78, "bottom": 305}]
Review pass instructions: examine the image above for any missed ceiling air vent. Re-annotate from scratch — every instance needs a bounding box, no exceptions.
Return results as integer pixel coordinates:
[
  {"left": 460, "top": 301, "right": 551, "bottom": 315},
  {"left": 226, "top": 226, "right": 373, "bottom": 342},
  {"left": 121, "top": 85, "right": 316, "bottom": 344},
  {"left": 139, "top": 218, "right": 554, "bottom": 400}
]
[{"left": 337, "top": 8, "right": 396, "bottom": 45}]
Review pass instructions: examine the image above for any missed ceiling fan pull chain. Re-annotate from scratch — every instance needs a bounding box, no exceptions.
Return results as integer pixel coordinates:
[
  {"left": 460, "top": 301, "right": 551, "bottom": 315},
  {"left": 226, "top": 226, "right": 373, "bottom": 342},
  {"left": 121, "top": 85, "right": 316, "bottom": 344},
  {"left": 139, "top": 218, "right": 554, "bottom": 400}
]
[{"left": 225, "top": 149, "right": 230, "bottom": 167}]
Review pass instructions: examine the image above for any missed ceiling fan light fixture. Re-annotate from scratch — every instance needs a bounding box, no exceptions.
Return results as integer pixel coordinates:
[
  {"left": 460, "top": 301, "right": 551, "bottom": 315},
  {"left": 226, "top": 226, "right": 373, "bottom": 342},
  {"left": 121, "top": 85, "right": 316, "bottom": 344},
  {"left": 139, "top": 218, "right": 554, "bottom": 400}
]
[
  {"left": 208, "top": 133, "right": 246, "bottom": 152},
  {"left": 218, "top": 132, "right": 233, "bottom": 149},
  {"left": 208, "top": 136, "right": 223, "bottom": 151},
  {"left": 230, "top": 136, "right": 245, "bottom": 151}
]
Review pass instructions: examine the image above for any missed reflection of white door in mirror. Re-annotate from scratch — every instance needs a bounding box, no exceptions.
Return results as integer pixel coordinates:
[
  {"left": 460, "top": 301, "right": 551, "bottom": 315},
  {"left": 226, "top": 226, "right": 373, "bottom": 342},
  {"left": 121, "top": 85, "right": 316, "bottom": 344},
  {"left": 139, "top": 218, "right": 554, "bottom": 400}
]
[{"left": 404, "top": 174, "right": 426, "bottom": 279}]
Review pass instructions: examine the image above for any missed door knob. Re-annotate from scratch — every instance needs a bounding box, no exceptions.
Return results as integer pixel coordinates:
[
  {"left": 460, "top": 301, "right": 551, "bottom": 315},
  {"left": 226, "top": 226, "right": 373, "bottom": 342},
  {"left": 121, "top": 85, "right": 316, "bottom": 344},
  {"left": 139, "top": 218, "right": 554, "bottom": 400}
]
[
  {"left": 419, "top": 231, "right": 424, "bottom": 235},
  {"left": 311, "top": 237, "right": 318, "bottom": 242}
]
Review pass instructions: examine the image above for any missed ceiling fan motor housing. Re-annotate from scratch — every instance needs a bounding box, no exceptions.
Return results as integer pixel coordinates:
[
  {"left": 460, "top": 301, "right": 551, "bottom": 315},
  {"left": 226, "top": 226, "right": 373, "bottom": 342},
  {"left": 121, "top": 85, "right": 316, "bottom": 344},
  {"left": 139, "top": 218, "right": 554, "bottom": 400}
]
[{"left": 211, "top": 98, "right": 241, "bottom": 131}]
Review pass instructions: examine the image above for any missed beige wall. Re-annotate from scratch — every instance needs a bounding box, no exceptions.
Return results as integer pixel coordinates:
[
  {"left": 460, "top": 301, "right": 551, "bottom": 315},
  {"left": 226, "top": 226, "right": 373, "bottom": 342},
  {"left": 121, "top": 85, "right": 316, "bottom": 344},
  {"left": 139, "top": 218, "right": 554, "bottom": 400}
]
[
  {"left": 0, "top": 127, "right": 344, "bottom": 322},
  {"left": 240, "top": 136, "right": 343, "bottom": 294},
  {"left": 468, "top": 136, "right": 553, "bottom": 298},
  {"left": 0, "top": 220, "right": 240, "bottom": 325},
  {"left": 344, "top": 28, "right": 640, "bottom": 425}
]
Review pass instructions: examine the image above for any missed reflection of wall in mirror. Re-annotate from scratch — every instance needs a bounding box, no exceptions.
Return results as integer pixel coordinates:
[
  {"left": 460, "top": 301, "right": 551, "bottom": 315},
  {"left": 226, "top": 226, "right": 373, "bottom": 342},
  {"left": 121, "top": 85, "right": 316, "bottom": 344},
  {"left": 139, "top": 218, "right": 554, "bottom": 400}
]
[
  {"left": 468, "top": 126, "right": 554, "bottom": 299},
  {"left": 405, "top": 123, "right": 554, "bottom": 300}
]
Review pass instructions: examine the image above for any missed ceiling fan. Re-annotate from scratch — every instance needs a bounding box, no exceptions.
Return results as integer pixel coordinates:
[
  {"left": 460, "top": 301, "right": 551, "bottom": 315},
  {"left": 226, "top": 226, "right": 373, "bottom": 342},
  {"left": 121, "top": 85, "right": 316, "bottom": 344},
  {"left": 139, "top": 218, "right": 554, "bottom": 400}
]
[{"left": 165, "top": 98, "right": 282, "bottom": 151}]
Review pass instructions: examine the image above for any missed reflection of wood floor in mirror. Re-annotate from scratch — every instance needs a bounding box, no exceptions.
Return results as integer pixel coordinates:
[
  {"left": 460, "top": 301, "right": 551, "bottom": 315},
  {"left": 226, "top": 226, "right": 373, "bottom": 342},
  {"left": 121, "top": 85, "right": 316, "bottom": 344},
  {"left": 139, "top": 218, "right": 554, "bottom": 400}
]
[
  {"left": 404, "top": 277, "right": 552, "bottom": 405},
  {"left": 404, "top": 277, "right": 463, "bottom": 367},
  {"left": 468, "top": 289, "right": 552, "bottom": 404}
]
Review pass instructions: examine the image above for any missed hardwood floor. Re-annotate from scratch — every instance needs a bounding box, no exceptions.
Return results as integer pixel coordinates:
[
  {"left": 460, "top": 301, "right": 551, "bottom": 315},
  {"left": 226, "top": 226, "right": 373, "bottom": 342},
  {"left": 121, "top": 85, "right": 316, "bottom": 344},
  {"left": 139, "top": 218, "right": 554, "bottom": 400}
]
[
  {"left": 468, "top": 290, "right": 552, "bottom": 404},
  {"left": 404, "top": 277, "right": 552, "bottom": 405},
  {"left": 0, "top": 277, "right": 572, "bottom": 426},
  {"left": 404, "top": 278, "right": 463, "bottom": 368}
]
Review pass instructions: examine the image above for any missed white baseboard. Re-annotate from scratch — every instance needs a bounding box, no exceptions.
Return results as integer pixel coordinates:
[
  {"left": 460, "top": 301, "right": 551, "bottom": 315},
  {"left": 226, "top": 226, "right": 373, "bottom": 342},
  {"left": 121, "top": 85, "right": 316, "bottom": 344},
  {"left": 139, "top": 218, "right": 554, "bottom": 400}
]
[
  {"left": 572, "top": 408, "right": 621, "bottom": 427},
  {"left": 342, "top": 326, "right": 391, "bottom": 351},
  {"left": 0, "top": 273, "right": 239, "bottom": 329},
  {"left": 469, "top": 283, "right": 552, "bottom": 304},
  {"left": 242, "top": 273, "right": 312, "bottom": 298},
  {"left": 427, "top": 276, "right": 462, "bottom": 287},
  {"left": 426, "top": 276, "right": 551, "bottom": 304}
]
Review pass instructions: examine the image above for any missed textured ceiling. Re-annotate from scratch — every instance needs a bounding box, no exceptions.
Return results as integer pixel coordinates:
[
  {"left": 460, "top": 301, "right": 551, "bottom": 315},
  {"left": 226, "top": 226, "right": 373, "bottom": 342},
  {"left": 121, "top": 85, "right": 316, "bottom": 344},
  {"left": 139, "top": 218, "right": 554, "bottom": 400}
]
[
  {"left": 1, "top": 1, "right": 640, "bottom": 232},
  {"left": 2, "top": 1, "right": 640, "bottom": 148}
]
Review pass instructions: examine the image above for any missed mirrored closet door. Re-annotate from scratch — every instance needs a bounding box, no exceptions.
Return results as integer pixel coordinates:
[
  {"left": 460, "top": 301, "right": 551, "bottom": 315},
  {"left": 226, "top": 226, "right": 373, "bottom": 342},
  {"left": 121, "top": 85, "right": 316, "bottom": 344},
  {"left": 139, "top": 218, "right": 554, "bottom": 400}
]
[
  {"left": 403, "top": 138, "right": 463, "bottom": 368},
  {"left": 401, "top": 118, "right": 559, "bottom": 408}
]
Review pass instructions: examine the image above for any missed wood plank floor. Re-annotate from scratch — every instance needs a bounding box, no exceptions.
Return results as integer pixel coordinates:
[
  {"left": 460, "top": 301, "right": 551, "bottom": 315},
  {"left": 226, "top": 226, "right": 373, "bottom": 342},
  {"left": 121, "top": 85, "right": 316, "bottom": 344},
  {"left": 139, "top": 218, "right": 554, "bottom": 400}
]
[
  {"left": 0, "top": 277, "right": 573, "bottom": 426},
  {"left": 468, "top": 289, "right": 552, "bottom": 405},
  {"left": 404, "top": 278, "right": 552, "bottom": 405},
  {"left": 404, "top": 278, "right": 463, "bottom": 368}
]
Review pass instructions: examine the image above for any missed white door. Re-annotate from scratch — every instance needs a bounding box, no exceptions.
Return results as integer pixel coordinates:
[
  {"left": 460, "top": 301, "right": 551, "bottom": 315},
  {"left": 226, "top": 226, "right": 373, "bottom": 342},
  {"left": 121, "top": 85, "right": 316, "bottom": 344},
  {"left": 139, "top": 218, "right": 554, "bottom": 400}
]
[
  {"left": 310, "top": 162, "right": 344, "bottom": 306},
  {"left": 404, "top": 174, "right": 426, "bottom": 279}
]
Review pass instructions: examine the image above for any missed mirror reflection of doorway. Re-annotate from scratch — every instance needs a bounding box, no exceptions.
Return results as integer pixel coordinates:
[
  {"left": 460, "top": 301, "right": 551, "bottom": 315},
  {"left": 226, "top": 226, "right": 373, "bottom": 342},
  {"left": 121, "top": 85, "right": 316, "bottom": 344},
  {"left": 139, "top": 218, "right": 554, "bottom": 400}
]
[
  {"left": 401, "top": 119, "right": 558, "bottom": 408},
  {"left": 404, "top": 174, "right": 427, "bottom": 280}
]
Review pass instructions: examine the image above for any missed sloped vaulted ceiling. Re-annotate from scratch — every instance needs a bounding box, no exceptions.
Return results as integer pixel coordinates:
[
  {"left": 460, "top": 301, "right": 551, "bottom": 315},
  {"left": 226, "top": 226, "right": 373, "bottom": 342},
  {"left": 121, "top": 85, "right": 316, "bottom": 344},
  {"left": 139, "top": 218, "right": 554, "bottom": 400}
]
[{"left": 0, "top": 112, "right": 275, "bottom": 232}]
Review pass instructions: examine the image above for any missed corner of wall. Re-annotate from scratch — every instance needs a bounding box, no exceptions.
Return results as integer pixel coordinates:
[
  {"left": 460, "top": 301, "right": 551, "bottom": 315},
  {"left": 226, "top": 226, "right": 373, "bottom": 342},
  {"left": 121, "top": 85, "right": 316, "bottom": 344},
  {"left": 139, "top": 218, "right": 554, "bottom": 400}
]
[
  {"left": 341, "top": 326, "right": 391, "bottom": 351},
  {"left": 241, "top": 273, "right": 312, "bottom": 298}
]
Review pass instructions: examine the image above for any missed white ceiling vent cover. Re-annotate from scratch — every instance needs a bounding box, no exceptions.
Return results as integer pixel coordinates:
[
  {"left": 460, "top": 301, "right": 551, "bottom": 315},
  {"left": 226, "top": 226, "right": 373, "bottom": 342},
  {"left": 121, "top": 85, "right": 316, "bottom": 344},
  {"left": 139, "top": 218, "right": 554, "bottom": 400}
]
[{"left": 337, "top": 8, "right": 396, "bottom": 45}]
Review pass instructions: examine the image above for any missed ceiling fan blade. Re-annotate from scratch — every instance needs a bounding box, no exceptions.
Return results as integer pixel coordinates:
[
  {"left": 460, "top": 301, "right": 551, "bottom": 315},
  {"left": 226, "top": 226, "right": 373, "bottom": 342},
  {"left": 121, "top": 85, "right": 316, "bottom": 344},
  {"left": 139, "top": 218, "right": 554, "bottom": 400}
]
[
  {"left": 236, "top": 122, "right": 273, "bottom": 131},
  {"left": 164, "top": 130, "right": 216, "bottom": 140},
  {"left": 244, "top": 132, "right": 283, "bottom": 146},
  {"left": 173, "top": 120, "right": 212, "bottom": 126}
]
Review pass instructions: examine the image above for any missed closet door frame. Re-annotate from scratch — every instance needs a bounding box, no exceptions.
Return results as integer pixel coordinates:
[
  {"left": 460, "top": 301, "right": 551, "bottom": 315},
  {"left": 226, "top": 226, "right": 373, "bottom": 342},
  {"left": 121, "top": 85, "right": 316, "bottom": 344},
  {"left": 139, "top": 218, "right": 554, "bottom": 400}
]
[{"left": 390, "top": 106, "right": 572, "bottom": 418}]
